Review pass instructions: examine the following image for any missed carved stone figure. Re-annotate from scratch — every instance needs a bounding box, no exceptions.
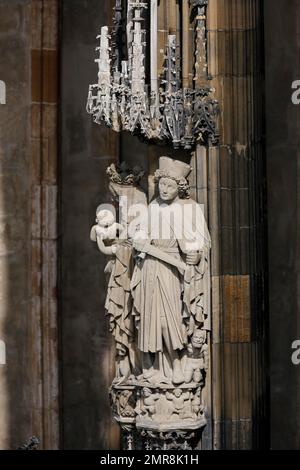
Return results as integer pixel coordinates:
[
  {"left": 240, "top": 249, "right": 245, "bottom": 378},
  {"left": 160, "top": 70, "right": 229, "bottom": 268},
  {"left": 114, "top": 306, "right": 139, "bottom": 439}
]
[
  {"left": 166, "top": 389, "right": 193, "bottom": 420},
  {"left": 191, "top": 388, "right": 205, "bottom": 419},
  {"left": 118, "top": 390, "right": 136, "bottom": 418},
  {"left": 90, "top": 206, "right": 123, "bottom": 255},
  {"left": 131, "top": 156, "right": 211, "bottom": 386},
  {"left": 91, "top": 164, "right": 147, "bottom": 384},
  {"left": 184, "top": 329, "right": 209, "bottom": 384},
  {"left": 91, "top": 157, "right": 211, "bottom": 449},
  {"left": 140, "top": 387, "right": 159, "bottom": 419},
  {"left": 91, "top": 209, "right": 134, "bottom": 382},
  {"left": 110, "top": 386, "right": 137, "bottom": 424}
]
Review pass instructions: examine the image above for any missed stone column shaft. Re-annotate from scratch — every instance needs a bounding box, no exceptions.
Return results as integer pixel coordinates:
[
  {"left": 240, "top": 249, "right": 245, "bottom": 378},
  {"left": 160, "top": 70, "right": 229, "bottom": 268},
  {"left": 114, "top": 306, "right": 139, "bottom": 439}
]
[{"left": 203, "top": 0, "right": 268, "bottom": 449}]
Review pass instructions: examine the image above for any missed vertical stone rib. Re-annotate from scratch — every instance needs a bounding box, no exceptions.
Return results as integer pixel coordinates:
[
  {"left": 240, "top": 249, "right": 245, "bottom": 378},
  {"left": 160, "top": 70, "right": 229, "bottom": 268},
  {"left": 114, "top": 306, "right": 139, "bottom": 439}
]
[
  {"left": 167, "top": 0, "right": 177, "bottom": 34},
  {"left": 0, "top": 0, "right": 32, "bottom": 449},
  {"left": 30, "top": 0, "right": 59, "bottom": 450},
  {"left": 182, "top": 0, "right": 190, "bottom": 88},
  {"left": 206, "top": 0, "right": 268, "bottom": 449},
  {"left": 157, "top": 0, "right": 168, "bottom": 80}
]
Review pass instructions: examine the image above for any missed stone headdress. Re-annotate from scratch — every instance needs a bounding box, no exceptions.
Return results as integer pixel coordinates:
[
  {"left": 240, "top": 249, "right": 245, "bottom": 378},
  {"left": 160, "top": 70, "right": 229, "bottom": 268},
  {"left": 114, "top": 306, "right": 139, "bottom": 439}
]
[{"left": 154, "top": 156, "right": 192, "bottom": 199}]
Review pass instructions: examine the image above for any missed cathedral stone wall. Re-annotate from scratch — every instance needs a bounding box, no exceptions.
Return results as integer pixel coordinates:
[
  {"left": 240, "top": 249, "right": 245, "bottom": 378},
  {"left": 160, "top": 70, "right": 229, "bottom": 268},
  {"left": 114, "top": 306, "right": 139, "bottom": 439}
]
[
  {"left": 265, "top": 0, "right": 300, "bottom": 450},
  {"left": 0, "top": 0, "right": 32, "bottom": 449}
]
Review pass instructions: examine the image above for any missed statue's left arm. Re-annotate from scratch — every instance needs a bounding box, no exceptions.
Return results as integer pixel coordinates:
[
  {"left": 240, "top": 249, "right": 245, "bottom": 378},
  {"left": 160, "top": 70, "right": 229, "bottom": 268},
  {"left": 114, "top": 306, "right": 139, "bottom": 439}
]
[
  {"left": 96, "top": 234, "right": 118, "bottom": 256},
  {"left": 176, "top": 200, "right": 211, "bottom": 334}
]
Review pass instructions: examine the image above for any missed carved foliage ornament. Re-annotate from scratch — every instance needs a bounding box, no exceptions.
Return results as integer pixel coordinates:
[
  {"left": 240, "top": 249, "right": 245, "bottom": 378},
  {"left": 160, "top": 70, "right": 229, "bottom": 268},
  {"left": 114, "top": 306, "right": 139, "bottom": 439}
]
[{"left": 87, "top": 0, "right": 219, "bottom": 149}]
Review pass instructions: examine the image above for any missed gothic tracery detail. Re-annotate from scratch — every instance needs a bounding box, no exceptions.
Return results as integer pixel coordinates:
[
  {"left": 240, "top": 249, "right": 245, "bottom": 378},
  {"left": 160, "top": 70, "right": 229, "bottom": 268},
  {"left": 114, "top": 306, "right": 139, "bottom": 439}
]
[{"left": 87, "top": 0, "right": 219, "bottom": 149}]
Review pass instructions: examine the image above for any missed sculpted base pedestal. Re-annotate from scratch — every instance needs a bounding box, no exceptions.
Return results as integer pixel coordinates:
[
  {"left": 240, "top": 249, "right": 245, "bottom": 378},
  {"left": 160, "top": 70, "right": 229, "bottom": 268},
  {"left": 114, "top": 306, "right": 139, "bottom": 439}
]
[{"left": 110, "top": 381, "right": 207, "bottom": 450}]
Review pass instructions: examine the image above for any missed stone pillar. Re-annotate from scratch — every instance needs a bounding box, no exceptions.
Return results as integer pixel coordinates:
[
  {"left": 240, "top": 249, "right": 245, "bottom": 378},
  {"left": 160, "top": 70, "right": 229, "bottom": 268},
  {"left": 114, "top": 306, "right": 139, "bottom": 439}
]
[
  {"left": 0, "top": 0, "right": 33, "bottom": 449},
  {"left": 205, "top": 0, "right": 268, "bottom": 449},
  {"left": 30, "top": 0, "right": 60, "bottom": 449},
  {"left": 0, "top": 0, "right": 60, "bottom": 450}
]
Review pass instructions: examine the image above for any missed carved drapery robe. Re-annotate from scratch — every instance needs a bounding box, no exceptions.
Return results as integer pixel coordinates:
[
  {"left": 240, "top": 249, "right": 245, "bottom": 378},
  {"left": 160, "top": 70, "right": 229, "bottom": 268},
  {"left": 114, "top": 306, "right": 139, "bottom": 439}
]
[
  {"left": 131, "top": 197, "right": 211, "bottom": 354},
  {"left": 105, "top": 240, "right": 135, "bottom": 357},
  {"left": 105, "top": 183, "right": 147, "bottom": 360}
]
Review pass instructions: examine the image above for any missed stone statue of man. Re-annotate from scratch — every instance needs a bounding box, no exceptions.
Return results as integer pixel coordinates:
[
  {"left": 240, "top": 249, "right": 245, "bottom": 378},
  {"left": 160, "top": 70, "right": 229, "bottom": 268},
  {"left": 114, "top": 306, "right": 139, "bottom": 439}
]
[{"left": 131, "top": 156, "right": 211, "bottom": 385}]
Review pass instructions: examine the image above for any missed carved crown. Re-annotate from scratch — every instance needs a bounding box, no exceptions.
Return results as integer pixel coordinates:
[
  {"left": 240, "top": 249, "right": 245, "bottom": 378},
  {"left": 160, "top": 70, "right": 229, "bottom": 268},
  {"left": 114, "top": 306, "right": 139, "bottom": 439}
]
[
  {"left": 106, "top": 162, "right": 145, "bottom": 186},
  {"left": 156, "top": 156, "right": 192, "bottom": 181}
]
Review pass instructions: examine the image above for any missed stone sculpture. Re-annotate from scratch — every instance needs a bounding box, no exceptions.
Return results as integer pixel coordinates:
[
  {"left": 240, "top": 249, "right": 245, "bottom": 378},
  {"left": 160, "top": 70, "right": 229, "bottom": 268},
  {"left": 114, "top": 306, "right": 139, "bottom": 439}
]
[
  {"left": 91, "top": 164, "right": 146, "bottom": 384},
  {"left": 90, "top": 206, "right": 123, "bottom": 255},
  {"left": 91, "top": 157, "right": 211, "bottom": 449},
  {"left": 184, "top": 329, "right": 209, "bottom": 383}
]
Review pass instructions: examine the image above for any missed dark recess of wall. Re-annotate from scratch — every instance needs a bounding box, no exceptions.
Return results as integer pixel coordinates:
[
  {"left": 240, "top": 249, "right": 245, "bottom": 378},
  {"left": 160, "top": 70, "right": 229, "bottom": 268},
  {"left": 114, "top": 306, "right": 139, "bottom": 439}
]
[
  {"left": 264, "top": 0, "right": 300, "bottom": 450},
  {"left": 60, "top": 0, "right": 120, "bottom": 450}
]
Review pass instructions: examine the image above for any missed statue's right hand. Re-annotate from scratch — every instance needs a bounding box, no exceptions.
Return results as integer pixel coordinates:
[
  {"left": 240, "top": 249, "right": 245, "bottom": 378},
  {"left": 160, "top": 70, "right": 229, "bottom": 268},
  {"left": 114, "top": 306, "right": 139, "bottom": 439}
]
[{"left": 133, "top": 238, "right": 150, "bottom": 253}]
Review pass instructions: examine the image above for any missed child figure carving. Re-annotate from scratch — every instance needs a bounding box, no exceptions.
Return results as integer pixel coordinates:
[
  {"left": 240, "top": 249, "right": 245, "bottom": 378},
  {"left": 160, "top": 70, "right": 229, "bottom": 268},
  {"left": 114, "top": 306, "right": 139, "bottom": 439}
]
[{"left": 91, "top": 206, "right": 136, "bottom": 382}]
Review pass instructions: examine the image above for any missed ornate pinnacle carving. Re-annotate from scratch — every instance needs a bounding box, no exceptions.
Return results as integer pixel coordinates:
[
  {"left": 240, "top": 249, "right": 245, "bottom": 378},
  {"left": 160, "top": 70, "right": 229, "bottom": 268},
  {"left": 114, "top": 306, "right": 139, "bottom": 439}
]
[
  {"left": 111, "top": 0, "right": 123, "bottom": 75},
  {"left": 87, "top": 26, "right": 112, "bottom": 127},
  {"left": 193, "top": 88, "right": 219, "bottom": 145},
  {"left": 87, "top": 0, "right": 218, "bottom": 148},
  {"left": 192, "top": 0, "right": 209, "bottom": 86}
]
